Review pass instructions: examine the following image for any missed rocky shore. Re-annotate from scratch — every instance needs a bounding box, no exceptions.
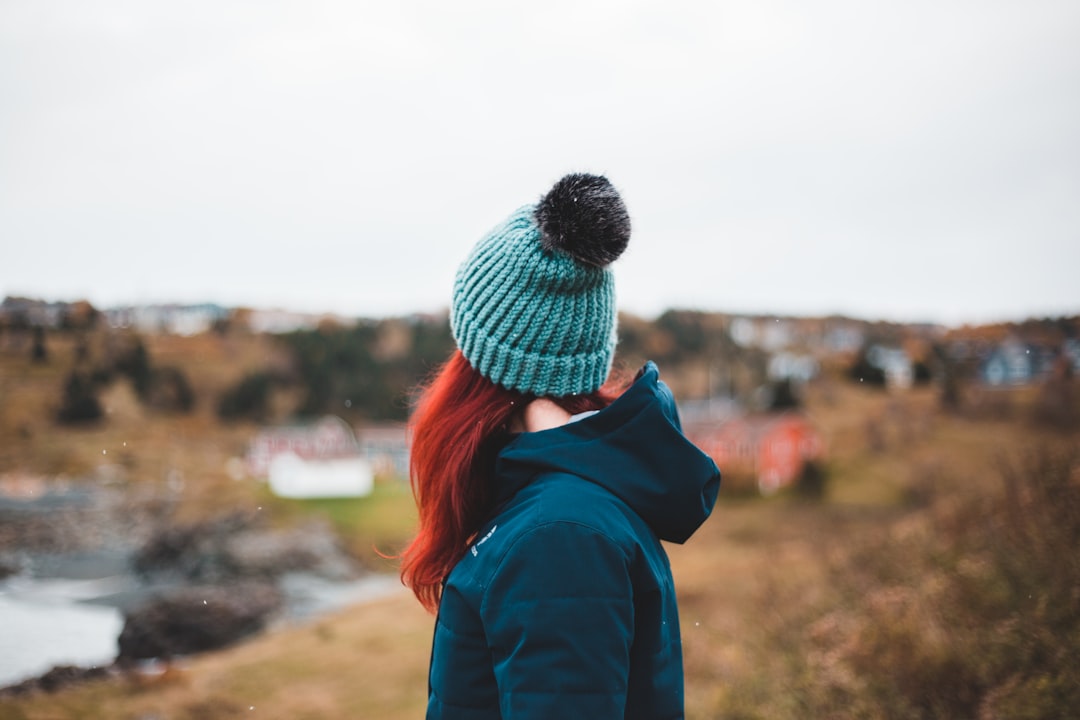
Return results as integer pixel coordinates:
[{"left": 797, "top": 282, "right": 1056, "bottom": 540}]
[{"left": 0, "top": 478, "right": 368, "bottom": 694}]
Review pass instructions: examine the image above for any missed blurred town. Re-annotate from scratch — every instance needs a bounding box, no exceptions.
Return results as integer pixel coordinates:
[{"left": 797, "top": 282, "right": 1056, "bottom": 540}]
[{"left": 1, "top": 295, "right": 1077, "bottom": 719}]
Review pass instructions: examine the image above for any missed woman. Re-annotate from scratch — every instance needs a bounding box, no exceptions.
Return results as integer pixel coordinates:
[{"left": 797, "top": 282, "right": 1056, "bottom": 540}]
[{"left": 401, "top": 173, "right": 721, "bottom": 719}]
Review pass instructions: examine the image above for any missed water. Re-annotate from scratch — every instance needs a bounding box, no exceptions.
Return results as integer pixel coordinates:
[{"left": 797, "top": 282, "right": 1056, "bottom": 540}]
[
  {"left": 0, "top": 583, "right": 124, "bottom": 686},
  {"left": 278, "top": 572, "right": 401, "bottom": 622},
  {"left": 0, "top": 568, "right": 402, "bottom": 688},
  {"left": 0, "top": 482, "right": 405, "bottom": 688}
]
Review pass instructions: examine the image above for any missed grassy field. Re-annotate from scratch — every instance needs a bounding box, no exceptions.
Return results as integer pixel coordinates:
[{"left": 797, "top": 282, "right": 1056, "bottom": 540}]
[{"left": 1, "top": 330, "right": 1077, "bottom": 719}]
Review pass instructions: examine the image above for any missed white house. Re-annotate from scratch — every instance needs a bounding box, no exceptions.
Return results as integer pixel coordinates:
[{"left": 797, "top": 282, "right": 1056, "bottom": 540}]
[
  {"left": 267, "top": 452, "right": 373, "bottom": 499},
  {"left": 248, "top": 416, "right": 373, "bottom": 498},
  {"left": 867, "top": 345, "right": 914, "bottom": 389}
]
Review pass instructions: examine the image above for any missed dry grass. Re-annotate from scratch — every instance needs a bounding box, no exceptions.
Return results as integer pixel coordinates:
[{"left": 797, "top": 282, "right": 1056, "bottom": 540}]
[
  {"left": 265, "top": 479, "right": 418, "bottom": 570},
  {"left": 0, "top": 330, "right": 288, "bottom": 519}
]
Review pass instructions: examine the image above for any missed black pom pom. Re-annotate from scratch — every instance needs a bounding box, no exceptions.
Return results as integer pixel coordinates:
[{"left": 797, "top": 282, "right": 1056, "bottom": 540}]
[{"left": 535, "top": 173, "right": 630, "bottom": 267}]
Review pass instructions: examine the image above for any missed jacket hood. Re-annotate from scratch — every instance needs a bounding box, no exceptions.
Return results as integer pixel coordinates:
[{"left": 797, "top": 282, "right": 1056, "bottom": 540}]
[{"left": 494, "top": 362, "right": 721, "bottom": 544}]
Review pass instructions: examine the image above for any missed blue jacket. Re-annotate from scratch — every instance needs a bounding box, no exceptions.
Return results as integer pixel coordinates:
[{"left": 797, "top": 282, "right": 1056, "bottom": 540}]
[{"left": 427, "top": 362, "right": 721, "bottom": 719}]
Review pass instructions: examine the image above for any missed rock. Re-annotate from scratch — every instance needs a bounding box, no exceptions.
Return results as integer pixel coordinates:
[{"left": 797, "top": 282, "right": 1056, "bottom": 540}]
[
  {"left": 0, "top": 480, "right": 175, "bottom": 557},
  {"left": 0, "top": 664, "right": 112, "bottom": 697},
  {"left": 224, "top": 521, "right": 357, "bottom": 581},
  {"left": 117, "top": 581, "right": 282, "bottom": 661},
  {"left": 133, "top": 512, "right": 358, "bottom": 583},
  {"left": 132, "top": 511, "right": 254, "bottom": 583},
  {"left": 0, "top": 551, "right": 26, "bottom": 579}
]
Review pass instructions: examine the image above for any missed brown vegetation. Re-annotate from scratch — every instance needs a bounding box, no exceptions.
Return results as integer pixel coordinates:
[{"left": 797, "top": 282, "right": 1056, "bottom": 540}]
[{"left": 1, "top": 322, "right": 1078, "bottom": 719}]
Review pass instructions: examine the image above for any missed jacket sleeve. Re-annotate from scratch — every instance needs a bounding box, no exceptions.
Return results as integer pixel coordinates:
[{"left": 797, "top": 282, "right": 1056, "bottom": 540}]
[{"left": 480, "top": 521, "right": 634, "bottom": 719}]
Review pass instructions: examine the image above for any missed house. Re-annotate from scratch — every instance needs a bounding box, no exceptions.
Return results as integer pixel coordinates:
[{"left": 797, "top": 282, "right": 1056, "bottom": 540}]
[
  {"left": 1, "top": 296, "right": 96, "bottom": 329},
  {"left": 823, "top": 322, "right": 865, "bottom": 354},
  {"left": 247, "top": 416, "right": 373, "bottom": 498},
  {"left": 729, "top": 316, "right": 796, "bottom": 351},
  {"left": 1064, "top": 339, "right": 1080, "bottom": 374},
  {"left": 105, "top": 303, "right": 228, "bottom": 335},
  {"left": 866, "top": 345, "right": 914, "bottom": 389},
  {"left": 768, "top": 352, "right": 819, "bottom": 384},
  {"left": 980, "top": 338, "right": 1048, "bottom": 387},
  {"left": 243, "top": 309, "right": 323, "bottom": 334},
  {"left": 685, "top": 413, "right": 823, "bottom": 495}
]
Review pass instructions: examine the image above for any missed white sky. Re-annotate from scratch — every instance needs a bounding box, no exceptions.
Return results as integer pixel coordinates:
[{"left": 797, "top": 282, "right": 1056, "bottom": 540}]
[{"left": 2, "top": 0, "right": 1079, "bottom": 326}]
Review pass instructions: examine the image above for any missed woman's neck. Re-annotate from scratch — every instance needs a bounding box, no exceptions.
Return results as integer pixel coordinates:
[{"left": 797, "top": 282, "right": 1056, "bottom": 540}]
[{"left": 510, "top": 398, "right": 572, "bottom": 433}]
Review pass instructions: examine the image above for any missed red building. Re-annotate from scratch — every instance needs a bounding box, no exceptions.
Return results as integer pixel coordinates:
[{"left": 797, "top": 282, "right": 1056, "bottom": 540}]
[{"left": 685, "top": 413, "right": 823, "bottom": 494}]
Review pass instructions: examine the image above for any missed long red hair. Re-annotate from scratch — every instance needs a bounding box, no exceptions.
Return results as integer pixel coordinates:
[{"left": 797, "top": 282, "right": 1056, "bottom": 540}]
[{"left": 400, "top": 350, "right": 624, "bottom": 612}]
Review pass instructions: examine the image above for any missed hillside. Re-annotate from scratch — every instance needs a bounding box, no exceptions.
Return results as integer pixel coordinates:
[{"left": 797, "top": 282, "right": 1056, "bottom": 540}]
[
  {"left": 1, "top": 329, "right": 286, "bottom": 520},
  {"left": 1, "top": 314, "right": 1078, "bottom": 718}
]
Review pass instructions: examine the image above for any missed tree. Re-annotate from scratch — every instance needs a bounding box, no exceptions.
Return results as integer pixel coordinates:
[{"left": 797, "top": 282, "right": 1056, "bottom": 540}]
[
  {"left": 278, "top": 317, "right": 454, "bottom": 421},
  {"left": 218, "top": 372, "right": 276, "bottom": 422},
  {"left": 767, "top": 378, "right": 801, "bottom": 410},
  {"left": 59, "top": 301, "right": 100, "bottom": 331},
  {"left": 31, "top": 326, "right": 48, "bottom": 364},
  {"left": 144, "top": 367, "right": 196, "bottom": 413},
  {"left": 111, "top": 334, "right": 153, "bottom": 398},
  {"left": 848, "top": 347, "right": 887, "bottom": 387},
  {"left": 57, "top": 370, "right": 103, "bottom": 424}
]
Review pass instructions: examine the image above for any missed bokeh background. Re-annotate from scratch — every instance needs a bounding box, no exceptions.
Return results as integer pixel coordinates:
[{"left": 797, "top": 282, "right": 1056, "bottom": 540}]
[{"left": 2, "top": 2, "right": 1079, "bottom": 719}]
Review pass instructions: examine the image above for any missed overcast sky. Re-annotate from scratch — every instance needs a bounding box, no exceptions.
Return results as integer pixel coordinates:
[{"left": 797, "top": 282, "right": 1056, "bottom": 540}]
[{"left": 2, "top": 0, "right": 1078, "bottom": 326}]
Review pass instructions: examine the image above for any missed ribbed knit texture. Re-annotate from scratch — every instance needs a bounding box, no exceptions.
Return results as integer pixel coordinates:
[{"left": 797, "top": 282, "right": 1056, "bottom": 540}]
[{"left": 451, "top": 205, "right": 617, "bottom": 396}]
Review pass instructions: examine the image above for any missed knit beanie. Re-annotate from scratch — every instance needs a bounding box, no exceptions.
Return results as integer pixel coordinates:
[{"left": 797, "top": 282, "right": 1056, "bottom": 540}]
[{"left": 451, "top": 173, "right": 631, "bottom": 397}]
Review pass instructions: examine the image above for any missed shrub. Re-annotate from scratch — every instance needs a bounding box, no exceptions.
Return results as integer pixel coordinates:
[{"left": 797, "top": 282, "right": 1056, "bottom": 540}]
[
  {"left": 791, "top": 445, "right": 1080, "bottom": 718},
  {"left": 107, "top": 333, "right": 153, "bottom": 398},
  {"left": 794, "top": 460, "right": 827, "bottom": 499},
  {"left": 31, "top": 326, "right": 48, "bottom": 364},
  {"left": 278, "top": 318, "right": 454, "bottom": 421},
  {"left": 848, "top": 347, "right": 887, "bottom": 387},
  {"left": 144, "top": 366, "right": 196, "bottom": 413},
  {"left": 56, "top": 370, "right": 103, "bottom": 424},
  {"left": 218, "top": 372, "right": 276, "bottom": 422},
  {"left": 1030, "top": 370, "right": 1077, "bottom": 430},
  {"left": 767, "top": 378, "right": 801, "bottom": 410}
]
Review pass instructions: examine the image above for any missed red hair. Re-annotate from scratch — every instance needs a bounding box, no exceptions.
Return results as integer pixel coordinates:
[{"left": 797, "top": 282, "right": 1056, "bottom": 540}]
[{"left": 400, "top": 350, "right": 624, "bottom": 613}]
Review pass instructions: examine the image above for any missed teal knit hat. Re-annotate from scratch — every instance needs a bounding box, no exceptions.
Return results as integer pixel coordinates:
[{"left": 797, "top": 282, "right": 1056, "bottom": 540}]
[{"left": 451, "top": 173, "right": 631, "bottom": 397}]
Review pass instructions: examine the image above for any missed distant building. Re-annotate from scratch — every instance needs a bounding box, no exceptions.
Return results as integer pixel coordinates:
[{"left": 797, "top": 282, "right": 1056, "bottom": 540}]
[
  {"left": 243, "top": 309, "right": 323, "bottom": 334},
  {"left": 105, "top": 303, "right": 228, "bottom": 335},
  {"left": 980, "top": 337, "right": 1051, "bottom": 387},
  {"left": 823, "top": 322, "right": 865, "bottom": 354},
  {"left": 247, "top": 416, "right": 373, "bottom": 498},
  {"left": 1, "top": 296, "right": 99, "bottom": 330},
  {"left": 729, "top": 316, "right": 795, "bottom": 351},
  {"left": 679, "top": 396, "right": 742, "bottom": 425},
  {"left": 768, "top": 352, "right": 820, "bottom": 384},
  {"left": 686, "top": 413, "right": 824, "bottom": 495},
  {"left": 866, "top": 345, "right": 914, "bottom": 389},
  {"left": 1064, "top": 339, "right": 1080, "bottom": 374},
  {"left": 356, "top": 424, "right": 410, "bottom": 479}
]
